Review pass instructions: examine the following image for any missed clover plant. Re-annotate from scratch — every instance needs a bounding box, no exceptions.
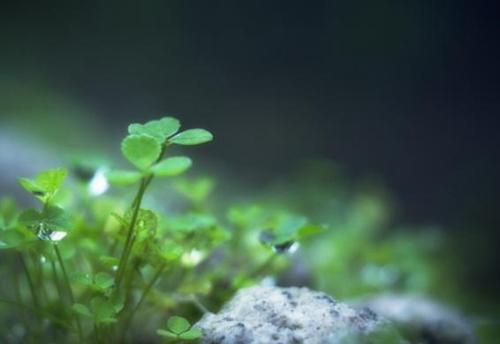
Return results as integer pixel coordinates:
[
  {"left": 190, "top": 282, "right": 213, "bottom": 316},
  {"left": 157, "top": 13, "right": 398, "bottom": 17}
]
[{"left": 0, "top": 116, "right": 320, "bottom": 343}]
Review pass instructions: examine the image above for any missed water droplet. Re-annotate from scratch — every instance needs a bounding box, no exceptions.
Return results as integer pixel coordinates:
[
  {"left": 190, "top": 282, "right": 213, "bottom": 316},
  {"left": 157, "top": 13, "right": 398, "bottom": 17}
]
[
  {"left": 40, "top": 255, "right": 47, "bottom": 264},
  {"left": 88, "top": 168, "right": 109, "bottom": 196},
  {"left": 35, "top": 222, "right": 65, "bottom": 241},
  {"left": 181, "top": 249, "right": 205, "bottom": 267},
  {"left": 112, "top": 265, "right": 118, "bottom": 271},
  {"left": 272, "top": 241, "right": 299, "bottom": 254},
  {"left": 36, "top": 222, "right": 51, "bottom": 240},
  {"left": 49, "top": 231, "right": 67, "bottom": 241}
]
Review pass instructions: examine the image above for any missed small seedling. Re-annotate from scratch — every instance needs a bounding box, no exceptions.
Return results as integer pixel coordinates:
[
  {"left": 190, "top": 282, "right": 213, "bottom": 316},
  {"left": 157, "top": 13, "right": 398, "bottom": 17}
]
[
  {"left": 0, "top": 116, "right": 321, "bottom": 343},
  {"left": 156, "top": 315, "right": 202, "bottom": 341}
]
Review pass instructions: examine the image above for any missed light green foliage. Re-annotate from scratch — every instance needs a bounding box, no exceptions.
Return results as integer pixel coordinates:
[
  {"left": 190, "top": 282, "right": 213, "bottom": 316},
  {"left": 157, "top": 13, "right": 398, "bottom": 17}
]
[
  {"left": 0, "top": 117, "right": 478, "bottom": 344},
  {"left": 168, "top": 315, "right": 190, "bottom": 333},
  {"left": 106, "top": 169, "right": 143, "bottom": 186},
  {"left": 72, "top": 303, "right": 93, "bottom": 318},
  {"left": 151, "top": 156, "right": 192, "bottom": 177},
  {"left": 18, "top": 167, "right": 67, "bottom": 202},
  {"left": 156, "top": 316, "right": 202, "bottom": 341},
  {"left": 128, "top": 117, "right": 180, "bottom": 143},
  {"left": 121, "top": 134, "right": 162, "bottom": 170},
  {"left": 170, "top": 128, "right": 213, "bottom": 145},
  {"left": 174, "top": 177, "right": 215, "bottom": 204},
  {"left": 18, "top": 205, "right": 71, "bottom": 241},
  {"left": 94, "top": 272, "right": 114, "bottom": 289},
  {"left": 91, "top": 296, "right": 118, "bottom": 324}
]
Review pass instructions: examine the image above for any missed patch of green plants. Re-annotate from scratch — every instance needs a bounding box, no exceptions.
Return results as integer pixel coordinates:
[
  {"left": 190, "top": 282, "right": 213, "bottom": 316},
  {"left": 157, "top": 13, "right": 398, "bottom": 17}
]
[{"left": 0, "top": 117, "right": 321, "bottom": 343}]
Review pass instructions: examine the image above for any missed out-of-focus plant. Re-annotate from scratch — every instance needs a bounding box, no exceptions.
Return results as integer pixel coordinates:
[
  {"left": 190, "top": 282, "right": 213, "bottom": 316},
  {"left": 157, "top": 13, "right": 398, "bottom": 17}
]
[{"left": 0, "top": 117, "right": 322, "bottom": 343}]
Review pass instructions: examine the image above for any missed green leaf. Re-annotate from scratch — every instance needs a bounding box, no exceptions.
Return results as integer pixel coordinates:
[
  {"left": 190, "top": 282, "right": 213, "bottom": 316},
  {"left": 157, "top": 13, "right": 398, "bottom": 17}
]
[
  {"left": 94, "top": 272, "right": 114, "bottom": 289},
  {"left": 125, "top": 208, "right": 157, "bottom": 233},
  {"left": 109, "top": 291, "right": 125, "bottom": 313},
  {"left": 297, "top": 224, "right": 323, "bottom": 239},
  {"left": 106, "top": 169, "right": 143, "bottom": 186},
  {"left": 156, "top": 329, "right": 177, "bottom": 338},
  {"left": 18, "top": 178, "right": 45, "bottom": 196},
  {"left": 18, "top": 168, "right": 67, "bottom": 201},
  {"left": 0, "top": 228, "right": 32, "bottom": 250},
  {"left": 18, "top": 209, "right": 42, "bottom": 228},
  {"left": 169, "top": 129, "right": 213, "bottom": 145},
  {"left": 151, "top": 157, "right": 192, "bottom": 177},
  {"left": 18, "top": 206, "right": 70, "bottom": 241},
  {"left": 72, "top": 303, "right": 93, "bottom": 318},
  {"left": 273, "top": 215, "right": 308, "bottom": 245},
  {"left": 91, "top": 297, "right": 117, "bottom": 324},
  {"left": 174, "top": 177, "right": 215, "bottom": 203},
  {"left": 36, "top": 168, "right": 67, "bottom": 194},
  {"left": 43, "top": 206, "right": 71, "bottom": 230},
  {"left": 121, "top": 134, "right": 162, "bottom": 170},
  {"left": 179, "top": 328, "right": 202, "bottom": 340},
  {"left": 99, "top": 256, "right": 120, "bottom": 269},
  {"left": 167, "top": 316, "right": 191, "bottom": 334},
  {"left": 128, "top": 117, "right": 180, "bottom": 143}
]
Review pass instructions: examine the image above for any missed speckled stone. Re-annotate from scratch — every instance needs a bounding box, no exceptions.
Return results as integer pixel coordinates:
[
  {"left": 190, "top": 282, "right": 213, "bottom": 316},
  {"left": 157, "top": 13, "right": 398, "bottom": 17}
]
[
  {"left": 195, "top": 285, "right": 388, "bottom": 344},
  {"left": 358, "top": 294, "right": 476, "bottom": 344}
]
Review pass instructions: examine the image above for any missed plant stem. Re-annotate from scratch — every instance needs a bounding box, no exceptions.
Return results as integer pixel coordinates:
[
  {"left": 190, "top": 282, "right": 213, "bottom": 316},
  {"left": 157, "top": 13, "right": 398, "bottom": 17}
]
[
  {"left": 10, "top": 266, "right": 32, "bottom": 342},
  {"left": 190, "top": 294, "right": 210, "bottom": 314},
  {"left": 54, "top": 244, "right": 83, "bottom": 342},
  {"left": 115, "top": 179, "right": 147, "bottom": 289},
  {"left": 117, "top": 264, "right": 165, "bottom": 343},
  {"left": 131, "top": 264, "right": 165, "bottom": 319},
  {"left": 19, "top": 253, "right": 40, "bottom": 310},
  {"left": 51, "top": 260, "right": 64, "bottom": 301}
]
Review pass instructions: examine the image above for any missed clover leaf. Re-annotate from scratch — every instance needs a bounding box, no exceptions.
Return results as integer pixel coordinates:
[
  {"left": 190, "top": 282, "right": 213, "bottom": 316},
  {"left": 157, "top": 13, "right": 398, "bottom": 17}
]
[
  {"left": 94, "top": 272, "right": 114, "bottom": 290},
  {"left": 157, "top": 316, "right": 201, "bottom": 341},
  {"left": 18, "top": 206, "right": 71, "bottom": 241},
  {"left": 169, "top": 129, "right": 213, "bottom": 145},
  {"left": 90, "top": 297, "right": 117, "bottom": 324},
  {"left": 121, "top": 134, "right": 162, "bottom": 170},
  {"left": 18, "top": 168, "right": 68, "bottom": 202},
  {"left": 151, "top": 156, "right": 192, "bottom": 177},
  {"left": 128, "top": 117, "right": 180, "bottom": 143},
  {"left": 106, "top": 169, "right": 143, "bottom": 186},
  {"left": 167, "top": 316, "right": 190, "bottom": 334},
  {"left": 179, "top": 328, "right": 202, "bottom": 340}
]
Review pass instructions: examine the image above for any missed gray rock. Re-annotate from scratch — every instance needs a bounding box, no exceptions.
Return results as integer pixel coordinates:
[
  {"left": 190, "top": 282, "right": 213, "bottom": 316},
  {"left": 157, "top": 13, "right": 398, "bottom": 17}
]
[
  {"left": 196, "top": 285, "right": 391, "bottom": 344},
  {"left": 358, "top": 294, "right": 475, "bottom": 344}
]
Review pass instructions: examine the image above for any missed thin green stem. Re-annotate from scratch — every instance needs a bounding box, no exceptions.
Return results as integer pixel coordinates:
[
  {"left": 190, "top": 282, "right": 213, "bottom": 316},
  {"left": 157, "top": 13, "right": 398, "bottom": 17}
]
[
  {"left": 51, "top": 260, "right": 64, "bottom": 300},
  {"left": 190, "top": 294, "right": 210, "bottom": 314},
  {"left": 54, "top": 244, "right": 83, "bottom": 342},
  {"left": 119, "top": 264, "right": 165, "bottom": 343},
  {"left": 10, "top": 264, "right": 32, "bottom": 341},
  {"left": 115, "top": 144, "right": 168, "bottom": 289},
  {"left": 114, "top": 144, "right": 168, "bottom": 342},
  {"left": 131, "top": 264, "right": 165, "bottom": 318},
  {"left": 33, "top": 253, "right": 48, "bottom": 304},
  {"left": 19, "top": 253, "right": 39, "bottom": 310},
  {"left": 115, "top": 179, "right": 147, "bottom": 288}
]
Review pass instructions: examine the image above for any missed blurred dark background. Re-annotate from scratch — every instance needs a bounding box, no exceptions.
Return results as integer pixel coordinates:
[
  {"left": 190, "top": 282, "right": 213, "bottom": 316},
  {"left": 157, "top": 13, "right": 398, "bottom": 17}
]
[{"left": 1, "top": 0, "right": 499, "bottom": 230}]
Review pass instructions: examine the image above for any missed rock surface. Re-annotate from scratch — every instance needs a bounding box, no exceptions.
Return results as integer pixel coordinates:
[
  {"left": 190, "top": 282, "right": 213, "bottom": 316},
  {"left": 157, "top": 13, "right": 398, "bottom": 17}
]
[
  {"left": 358, "top": 294, "right": 476, "bottom": 344},
  {"left": 195, "top": 285, "right": 390, "bottom": 344}
]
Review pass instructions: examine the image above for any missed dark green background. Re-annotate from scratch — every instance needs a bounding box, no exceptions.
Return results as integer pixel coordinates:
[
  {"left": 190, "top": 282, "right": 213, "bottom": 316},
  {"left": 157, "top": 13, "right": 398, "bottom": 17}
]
[{"left": 1, "top": 0, "right": 499, "bottom": 230}]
